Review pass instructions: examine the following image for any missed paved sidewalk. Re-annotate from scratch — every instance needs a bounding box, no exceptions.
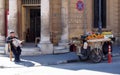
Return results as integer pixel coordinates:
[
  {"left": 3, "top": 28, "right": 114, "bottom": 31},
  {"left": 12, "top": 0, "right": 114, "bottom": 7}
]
[
  {"left": 112, "top": 45, "right": 120, "bottom": 56},
  {"left": 0, "top": 52, "right": 79, "bottom": 68},
  {"left": 0, "top": 45, "right": 120, "bottom": 68}
]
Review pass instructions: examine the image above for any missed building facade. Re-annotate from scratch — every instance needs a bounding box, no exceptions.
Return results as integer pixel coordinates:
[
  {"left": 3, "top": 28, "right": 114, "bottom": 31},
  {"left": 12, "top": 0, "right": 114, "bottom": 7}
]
[{"left": 0, "top": 0, "right": 120, "bottom": 54}]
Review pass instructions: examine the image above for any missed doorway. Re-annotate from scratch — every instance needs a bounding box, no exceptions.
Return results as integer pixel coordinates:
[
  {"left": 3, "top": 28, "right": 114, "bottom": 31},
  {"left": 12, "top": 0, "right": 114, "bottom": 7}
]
[{"left": 25, "top": 8, "right": 41, "bottom": 43}]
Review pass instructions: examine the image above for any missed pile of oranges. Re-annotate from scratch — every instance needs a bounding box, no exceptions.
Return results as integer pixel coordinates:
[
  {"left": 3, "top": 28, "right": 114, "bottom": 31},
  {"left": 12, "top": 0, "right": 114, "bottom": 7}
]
[{"left": 86, "top": 33, "right": 104, "bottom": 40}]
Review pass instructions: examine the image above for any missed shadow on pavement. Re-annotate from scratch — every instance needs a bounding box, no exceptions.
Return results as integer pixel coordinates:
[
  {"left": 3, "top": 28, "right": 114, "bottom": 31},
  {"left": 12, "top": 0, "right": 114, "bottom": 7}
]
[
  {"left": 21, "top": 52, "right": 79, "bottom": 66},
  {"left": 20, "top": 52, "right": 120, "bottom": 74},
  {"left": 14, "top": 60, "right": 35, "bottom": 67}
]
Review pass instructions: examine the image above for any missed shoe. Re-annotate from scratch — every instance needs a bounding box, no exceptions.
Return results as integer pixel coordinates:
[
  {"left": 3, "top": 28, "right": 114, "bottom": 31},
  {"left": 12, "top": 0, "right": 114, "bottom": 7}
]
[{"left": 14, "top": 60, "right": 20, "bottom": 62}]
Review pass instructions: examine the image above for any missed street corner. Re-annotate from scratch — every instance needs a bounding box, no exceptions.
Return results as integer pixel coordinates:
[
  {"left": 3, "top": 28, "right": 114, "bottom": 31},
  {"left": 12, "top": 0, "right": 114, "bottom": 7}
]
[
  {"left": 0, "top": 52, "right": 79, "bottom": 68},
  {"left": 20, "top": 52, "right": 79, "bottom": 66},
  {"left": 0, "top": 56, "right": 42, "bottom": 68}
]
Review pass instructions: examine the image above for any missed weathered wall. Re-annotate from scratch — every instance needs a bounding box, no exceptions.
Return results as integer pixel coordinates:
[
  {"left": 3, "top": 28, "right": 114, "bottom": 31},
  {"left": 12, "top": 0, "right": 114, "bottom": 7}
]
[
  {"left": 50, "top": 0, "right": 120, "bottom": 40},
  {"left": 0, "top": 0, "right": 120, "bottom": 45},
  {"left": 118, "top": 0, "right": 120, "bottom": 35},
  {"left": 50, "top": 0, "right": 62, "bottom": 45},
  {"left": 0, "top": 0, "right": 5, "bottom": 36},
  {"left": 107, "top": 0, "right": 119, "bottom": 36},
  {"left": 0, "top": 0, "right": 5, "bottom": 46},
  {"left": 106, "top": 0, "right": 120, "bottom": 44},
  {"left": 117, "top": 0, "right": 120, "bottom": 43},
  {"left": 68, "top": 0, "right": 93, "bottom": 39},
  {"left": 67, "top": 0, "right": 119, "bottom": 39},
  {"left": 8, "top": 0, "right": 18, "bottom": 35}
]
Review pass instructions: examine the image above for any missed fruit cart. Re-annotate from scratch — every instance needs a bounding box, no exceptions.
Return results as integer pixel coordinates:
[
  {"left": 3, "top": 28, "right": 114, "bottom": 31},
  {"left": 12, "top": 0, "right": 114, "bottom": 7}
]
[
  {"left": 76, "top": 32, "right": 113, "bottom": 63},
  {"left": 87, "top": 38, "right": 111, "bottom": 63}
]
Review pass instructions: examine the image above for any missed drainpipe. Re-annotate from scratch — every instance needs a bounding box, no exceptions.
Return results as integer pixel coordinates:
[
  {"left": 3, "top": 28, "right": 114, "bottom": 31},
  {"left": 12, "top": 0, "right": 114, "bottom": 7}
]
[
  {"left": 83, "top": 0, "right": 87, "bottom": 35},
  {"left": 98, "top": 0, "right": 102, "bottom": 33}
]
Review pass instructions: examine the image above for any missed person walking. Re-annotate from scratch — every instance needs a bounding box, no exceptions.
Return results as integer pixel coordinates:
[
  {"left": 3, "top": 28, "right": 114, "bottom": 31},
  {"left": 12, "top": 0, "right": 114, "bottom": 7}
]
[{"left": 6, "top": 31, "right": 22, "bottom": 62}]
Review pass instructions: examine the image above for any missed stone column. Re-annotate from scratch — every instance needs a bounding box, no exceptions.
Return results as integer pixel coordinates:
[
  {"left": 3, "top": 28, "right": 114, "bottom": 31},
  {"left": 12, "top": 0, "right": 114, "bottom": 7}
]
[
  {"left": 0, "top": 0, "right": 5, "bottom": 46},
  {"left": 38, "top": 0, "right": 53, "bottom": 54},
  {"left": 8, "top": 0, "right": 18, "bottom": 35},
  {"left": 59, "top": 0, "right": 69, "bottom": 45}
]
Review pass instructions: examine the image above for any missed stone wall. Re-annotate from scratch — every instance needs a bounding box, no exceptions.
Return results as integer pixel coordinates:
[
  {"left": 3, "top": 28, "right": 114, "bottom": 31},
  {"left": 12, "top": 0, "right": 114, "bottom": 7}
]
[
  {"left": 117, "top": 0, "right": 120, "bottom": 44},
  {"left": 0, "top": 0, "right": 120, "bottom": 46},
  {"left": 68, "top": 0, "right": 93, "bottom": 39},
  {"left": 118, "top": 0, "right": 120, "bottom": 34},
  {"left": 68, "top": 0, "right": 119, "bottom": 39},
  {"left": 107, "top": 0, "right": 119, "bottom": 36},
  {"left": 50, "top": 0, "right": 62, "bottom": 45},
  {"left": 107, "top": 0, "right": 120, "bottom": 44},
  {"left": 8, "top": 0, "right": 18, "bottom": 35},
  {"left": 0, "top": 0, "right": 5, "bottom": 46}
]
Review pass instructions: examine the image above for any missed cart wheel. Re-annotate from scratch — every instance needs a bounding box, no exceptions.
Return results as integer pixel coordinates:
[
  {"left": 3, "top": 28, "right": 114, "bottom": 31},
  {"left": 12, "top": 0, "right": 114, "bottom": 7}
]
[
  {"left": 90, "top": 48, "right": 103, "bottom": 63},
  {"left": 78, "top": 55, "right": 88, "bottom": 61}
]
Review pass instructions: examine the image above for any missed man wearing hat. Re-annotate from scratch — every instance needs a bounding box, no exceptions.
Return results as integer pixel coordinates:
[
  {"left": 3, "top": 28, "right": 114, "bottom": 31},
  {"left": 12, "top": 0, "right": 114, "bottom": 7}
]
[{"left": 6, "top": 31, "right": 22, "bottom": 62}]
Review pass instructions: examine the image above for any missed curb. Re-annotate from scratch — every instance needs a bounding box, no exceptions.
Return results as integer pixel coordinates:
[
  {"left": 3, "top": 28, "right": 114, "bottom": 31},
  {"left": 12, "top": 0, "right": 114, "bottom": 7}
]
[
  {"left": 0, "top": 52, "right": 120, "bottom": 68},
  {"left": 0, "top": 59, "right": 79, "bottom": 68},
  {"left": 112, "top": 53, "right": 120, "bottom": 57}
]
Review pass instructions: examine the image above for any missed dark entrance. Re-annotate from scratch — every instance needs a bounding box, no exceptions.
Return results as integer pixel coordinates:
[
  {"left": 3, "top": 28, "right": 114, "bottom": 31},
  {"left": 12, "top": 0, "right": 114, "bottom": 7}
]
[{"left": 26, "top": 9, "right": 41, "bottom": 42}]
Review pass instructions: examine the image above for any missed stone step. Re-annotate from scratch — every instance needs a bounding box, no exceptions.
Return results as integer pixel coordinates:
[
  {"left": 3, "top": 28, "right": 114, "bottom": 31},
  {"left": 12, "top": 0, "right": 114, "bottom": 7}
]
[
  {"left": 58, "top": 43, "right": 69, "bottom": 46},
  {"left": 0, "top": 46, "right": 5, "bottom": 54},
  {"left": 54, "top": 49, "right": 70, "bottom": 54},
  {"left": 54, "top": 46, "right": 66, "bottom": 50},
  {"left": 21, "top": 47, "right": 41, "bottom": 56},
  {"left": 5, "top": 47, "right": 41, "bottom": 56},
  {"left": 0, "top": 36, "right": 5, "bottom": 46},
  {"left": 53, "top": 46, "right": 70, "bottom": 54},
  {"left": 0, "top": 43, "right": 5, "bottom": 46}
]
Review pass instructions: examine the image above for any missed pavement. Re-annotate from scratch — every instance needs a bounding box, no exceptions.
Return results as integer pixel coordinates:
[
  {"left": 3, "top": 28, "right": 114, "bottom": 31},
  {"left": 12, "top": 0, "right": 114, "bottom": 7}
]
[
  {"left": 112, "top": 45, "right": 120, "bottom": 56},
  {"left": 0, "top": 55, "right": 120, "bottom": 75},
  {"left": 0, "top": 45, "right": 120, "bottom": 68},
  {"left": 0, "top": 52, "right": 79, "bottom": 68}
]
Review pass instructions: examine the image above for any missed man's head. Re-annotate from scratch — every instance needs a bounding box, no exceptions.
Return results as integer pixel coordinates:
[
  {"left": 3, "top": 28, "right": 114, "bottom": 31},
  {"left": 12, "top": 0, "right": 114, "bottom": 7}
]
[{"left": 10, "top": 31, "right": 15, "bottom": 37}]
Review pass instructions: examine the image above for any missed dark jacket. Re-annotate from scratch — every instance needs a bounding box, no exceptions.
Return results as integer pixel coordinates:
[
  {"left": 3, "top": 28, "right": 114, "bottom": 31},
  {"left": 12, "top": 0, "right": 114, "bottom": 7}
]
[
  {"left": 6, "top": 36, "right": 18, "bottom": 47},
  {"left": 6, "top": 36, "right": 21, "bottom": 54}
]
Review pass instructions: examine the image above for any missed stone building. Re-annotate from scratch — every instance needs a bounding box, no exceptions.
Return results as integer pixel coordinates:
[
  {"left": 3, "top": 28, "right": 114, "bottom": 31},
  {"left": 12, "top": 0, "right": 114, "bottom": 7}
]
[{"left": 0, "top": 0, "right": 120, "bottom": 54}]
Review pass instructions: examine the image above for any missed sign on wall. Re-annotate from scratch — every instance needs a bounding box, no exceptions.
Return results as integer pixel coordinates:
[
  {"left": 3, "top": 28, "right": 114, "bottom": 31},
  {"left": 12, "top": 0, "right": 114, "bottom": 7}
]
[{"left": 76, "top": 0, "right": 84, "bottom": 11}]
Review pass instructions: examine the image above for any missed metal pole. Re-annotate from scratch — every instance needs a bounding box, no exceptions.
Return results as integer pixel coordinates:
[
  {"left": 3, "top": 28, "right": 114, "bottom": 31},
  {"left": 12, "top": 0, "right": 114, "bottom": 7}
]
[
  {"left": 98, "top": 0, "right": 102, "bottom": 33},
  {"left": 83, "top": 0, "right": 87, "bottom": 35}
]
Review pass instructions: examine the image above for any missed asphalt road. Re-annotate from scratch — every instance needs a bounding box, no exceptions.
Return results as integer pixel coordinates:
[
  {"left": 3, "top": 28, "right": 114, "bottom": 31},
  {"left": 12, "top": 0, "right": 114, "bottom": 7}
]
[
  {"left": 50, "top": 56, "right": 120, "bottom": 74},
  {"left": 0, "top": 56, "right": 120, "bottom": 75}
]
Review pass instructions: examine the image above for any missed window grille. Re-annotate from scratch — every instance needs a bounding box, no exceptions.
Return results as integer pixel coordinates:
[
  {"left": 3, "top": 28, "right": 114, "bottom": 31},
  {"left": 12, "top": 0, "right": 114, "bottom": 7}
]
[{"left": 22, "top": 0, "right": 40, "bottom": 4}]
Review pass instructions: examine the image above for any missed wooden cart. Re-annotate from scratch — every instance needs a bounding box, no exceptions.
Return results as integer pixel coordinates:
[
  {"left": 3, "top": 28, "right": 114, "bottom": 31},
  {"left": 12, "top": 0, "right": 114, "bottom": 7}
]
[{"left": 76, "top": 38, "right": 111, "bottom": 63}]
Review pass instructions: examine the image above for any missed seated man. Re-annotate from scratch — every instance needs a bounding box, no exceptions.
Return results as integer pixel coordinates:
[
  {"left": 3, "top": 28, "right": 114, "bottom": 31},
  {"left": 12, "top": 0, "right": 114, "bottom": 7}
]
[{"left": 6, "top": 31, "right": 22, "bottom": 62}]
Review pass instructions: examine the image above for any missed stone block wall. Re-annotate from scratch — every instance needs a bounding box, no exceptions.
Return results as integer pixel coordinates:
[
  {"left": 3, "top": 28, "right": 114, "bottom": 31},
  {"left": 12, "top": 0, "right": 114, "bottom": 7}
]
[
  {"left": 1, "top": 0, "right": 120, "bottom": 46},
  {"left": 50, "top": 0, "right": 62, "bottom": 45},
  {"left": 107, "top": 0, "right": 119, "bottom": 36},
  {"left": 68, "top": 0, "right": 93, "bottom": 39}
]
